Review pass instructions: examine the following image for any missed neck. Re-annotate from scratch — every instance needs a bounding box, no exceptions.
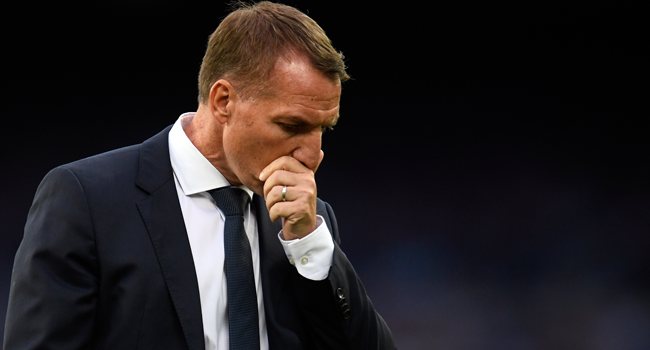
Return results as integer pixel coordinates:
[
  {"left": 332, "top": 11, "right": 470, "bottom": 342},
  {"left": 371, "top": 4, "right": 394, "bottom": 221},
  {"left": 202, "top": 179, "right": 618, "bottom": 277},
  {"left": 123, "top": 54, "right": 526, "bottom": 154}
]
[{"left": 185, "top": 105, "right": 241, "bottom": 186}]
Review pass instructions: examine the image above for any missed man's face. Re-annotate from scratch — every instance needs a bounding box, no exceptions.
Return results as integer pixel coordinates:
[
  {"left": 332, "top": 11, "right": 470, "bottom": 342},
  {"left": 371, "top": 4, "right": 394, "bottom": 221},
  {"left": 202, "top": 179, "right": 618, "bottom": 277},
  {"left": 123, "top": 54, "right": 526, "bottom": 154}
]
[{"left": 221, "top": 55, "right": 342, "bottom": 196}]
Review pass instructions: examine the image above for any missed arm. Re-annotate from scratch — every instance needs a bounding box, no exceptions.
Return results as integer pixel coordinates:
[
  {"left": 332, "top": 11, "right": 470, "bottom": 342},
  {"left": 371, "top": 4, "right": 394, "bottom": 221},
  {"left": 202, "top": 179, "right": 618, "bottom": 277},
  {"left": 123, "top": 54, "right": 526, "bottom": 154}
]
[
  {"left": 289, "top": 201, "right": 396, "bottom": 350},
  {"left": 261, "top": 157, "right": 395, "bottom": 349},
  {"left": 4, "top": 166, "right": 98, "bottom": 350}
]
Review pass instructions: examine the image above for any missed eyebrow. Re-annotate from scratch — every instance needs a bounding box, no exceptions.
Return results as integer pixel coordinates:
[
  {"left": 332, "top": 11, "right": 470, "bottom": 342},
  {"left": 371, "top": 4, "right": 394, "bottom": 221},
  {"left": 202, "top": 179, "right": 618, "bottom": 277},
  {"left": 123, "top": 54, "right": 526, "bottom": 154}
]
[{"left": 276, "top": 114, "right": 340, "bottom": 128}]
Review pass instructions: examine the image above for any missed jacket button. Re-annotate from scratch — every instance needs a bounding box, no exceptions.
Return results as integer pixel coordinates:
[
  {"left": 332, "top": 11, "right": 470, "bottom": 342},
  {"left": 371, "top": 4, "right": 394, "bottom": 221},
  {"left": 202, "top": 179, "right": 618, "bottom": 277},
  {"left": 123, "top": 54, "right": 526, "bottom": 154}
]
[
  {"left": 343, "top": 309, "right": 351, "bottom": 320},
  {"left": 336, "top": 288, "right": 345, "bottom": 299}
]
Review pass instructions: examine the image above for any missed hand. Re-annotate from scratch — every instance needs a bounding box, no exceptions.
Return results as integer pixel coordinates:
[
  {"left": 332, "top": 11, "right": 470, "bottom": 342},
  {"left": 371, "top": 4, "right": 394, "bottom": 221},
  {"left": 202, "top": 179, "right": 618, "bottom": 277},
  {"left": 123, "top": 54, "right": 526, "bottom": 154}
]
[{"left": 260, "top": 152, "right": 324, "bottom": 240}]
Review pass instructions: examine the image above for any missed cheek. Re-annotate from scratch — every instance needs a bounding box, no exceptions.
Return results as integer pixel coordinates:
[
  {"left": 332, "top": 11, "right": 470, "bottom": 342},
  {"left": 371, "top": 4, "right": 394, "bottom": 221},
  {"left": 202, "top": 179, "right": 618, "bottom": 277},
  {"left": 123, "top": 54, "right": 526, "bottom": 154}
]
[
  {"left": 229, "top": 133, "right": 270, "bottom": 172},
  {"left": 226, "top": 122, "right": 290, "bottom": 171},
  {"left": 249, "top": 128, "right": 286, "bottom": 154},
  {"left": 249, "top": 139, "right": 277, "bottom": 168}
]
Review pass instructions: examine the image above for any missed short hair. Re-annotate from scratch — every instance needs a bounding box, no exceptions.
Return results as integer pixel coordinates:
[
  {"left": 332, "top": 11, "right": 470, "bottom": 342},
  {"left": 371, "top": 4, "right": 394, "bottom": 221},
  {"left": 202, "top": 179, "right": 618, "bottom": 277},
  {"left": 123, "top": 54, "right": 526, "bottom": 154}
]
[{"left": 197, "top": 1, "right": 350, "bottom": 103}]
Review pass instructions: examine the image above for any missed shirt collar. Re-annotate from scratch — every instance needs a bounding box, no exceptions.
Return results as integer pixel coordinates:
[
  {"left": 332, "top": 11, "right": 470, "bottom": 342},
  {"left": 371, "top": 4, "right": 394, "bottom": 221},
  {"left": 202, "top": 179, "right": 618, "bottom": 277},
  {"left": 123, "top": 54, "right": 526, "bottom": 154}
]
[{"left": 168, "top": 112, "right": 253, "bottom": 199}]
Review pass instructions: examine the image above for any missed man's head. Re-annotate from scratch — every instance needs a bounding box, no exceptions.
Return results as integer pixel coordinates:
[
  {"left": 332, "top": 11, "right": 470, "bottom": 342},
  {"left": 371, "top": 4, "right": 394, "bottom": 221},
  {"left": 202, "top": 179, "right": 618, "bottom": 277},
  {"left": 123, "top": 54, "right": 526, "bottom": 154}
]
[
  {"left": 198, "top": 1, "right": 350, "bottom": 103},
  {"left": 191, "top": 2, "right": 348, "bottom": 195}
]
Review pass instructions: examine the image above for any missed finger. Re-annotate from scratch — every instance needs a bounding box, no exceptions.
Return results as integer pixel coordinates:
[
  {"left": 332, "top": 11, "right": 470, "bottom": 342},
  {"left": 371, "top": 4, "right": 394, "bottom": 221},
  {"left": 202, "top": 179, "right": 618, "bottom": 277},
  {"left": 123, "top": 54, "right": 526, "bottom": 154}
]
[
  {"left": 263, "top": 169, "right": 303, "bottom": 191},
  {"left": 271, "top": 201, "right": 318, "bottom": 236},
  {"left": 262, "top": 167, "right": 317, "bottom": 200},
  {"left": 268, "top": 201, "right": 294, "bottom": 222},
  {"left": 265, "top": 179, "right": 314, "bottom": 208},
  {"left": 268, "top": 200, "right": 311, "bottom": 223},
  {"left": 265, "top": 184, "right": 295, "bottom": 212},
  {"left": 259, "top": 156, "right": 310, "bottom": 182},
  {"left": 262, "top": 170, "right": 300, "bottom": 199}
]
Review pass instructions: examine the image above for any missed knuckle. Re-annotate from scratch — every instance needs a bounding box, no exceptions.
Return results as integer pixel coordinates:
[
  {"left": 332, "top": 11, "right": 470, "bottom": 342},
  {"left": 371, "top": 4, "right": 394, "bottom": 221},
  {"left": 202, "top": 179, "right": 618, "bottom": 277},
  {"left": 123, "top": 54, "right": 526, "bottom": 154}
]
[{"left": 303, "top": 185, "right": 315, "bottom": 197}]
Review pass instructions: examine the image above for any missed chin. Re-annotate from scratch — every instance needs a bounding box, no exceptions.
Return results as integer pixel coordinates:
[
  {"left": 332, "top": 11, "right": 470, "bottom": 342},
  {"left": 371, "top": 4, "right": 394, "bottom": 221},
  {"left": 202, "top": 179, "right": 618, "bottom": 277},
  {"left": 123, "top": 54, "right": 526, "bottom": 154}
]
[{"left": 245, "top": 178, "right": 265, "bottom": 197}]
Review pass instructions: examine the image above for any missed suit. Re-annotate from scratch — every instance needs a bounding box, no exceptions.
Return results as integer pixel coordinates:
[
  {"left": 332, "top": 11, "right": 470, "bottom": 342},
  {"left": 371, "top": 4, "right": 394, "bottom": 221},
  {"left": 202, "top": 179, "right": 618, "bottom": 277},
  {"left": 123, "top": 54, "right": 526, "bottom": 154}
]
[{"left": 4, "top": 126, "right": 395, "bottom": 349}]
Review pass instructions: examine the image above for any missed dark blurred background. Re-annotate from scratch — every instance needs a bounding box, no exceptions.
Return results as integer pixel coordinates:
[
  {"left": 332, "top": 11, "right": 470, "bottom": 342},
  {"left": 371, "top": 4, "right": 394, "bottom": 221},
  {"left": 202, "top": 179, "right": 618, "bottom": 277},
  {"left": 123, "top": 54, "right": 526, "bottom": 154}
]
[{"left": 2, "top": 1, "right": 648, "bottom": 349}]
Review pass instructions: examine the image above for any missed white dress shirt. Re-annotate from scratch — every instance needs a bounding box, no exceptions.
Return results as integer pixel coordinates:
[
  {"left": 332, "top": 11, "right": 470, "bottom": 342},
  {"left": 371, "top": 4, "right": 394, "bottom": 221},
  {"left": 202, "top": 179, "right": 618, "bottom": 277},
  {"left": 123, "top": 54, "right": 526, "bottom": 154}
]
[{"left": 168, "top": 112, "right": 334, "bottom": 350}]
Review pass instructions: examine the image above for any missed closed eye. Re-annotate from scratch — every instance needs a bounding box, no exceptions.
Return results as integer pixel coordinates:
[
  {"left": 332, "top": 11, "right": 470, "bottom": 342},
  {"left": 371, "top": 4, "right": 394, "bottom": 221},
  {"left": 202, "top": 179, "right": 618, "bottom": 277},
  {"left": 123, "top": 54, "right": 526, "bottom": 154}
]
[{"left": 279, "top": 123, "right": 302, "bottom": 132}]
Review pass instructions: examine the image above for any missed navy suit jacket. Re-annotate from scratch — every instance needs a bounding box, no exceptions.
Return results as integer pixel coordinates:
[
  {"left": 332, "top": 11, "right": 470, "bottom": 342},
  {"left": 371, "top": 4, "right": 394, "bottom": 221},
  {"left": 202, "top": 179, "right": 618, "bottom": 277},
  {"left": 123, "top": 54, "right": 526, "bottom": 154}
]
[{"left": 4, "top": 126, "right": 395, "bottom": 350}]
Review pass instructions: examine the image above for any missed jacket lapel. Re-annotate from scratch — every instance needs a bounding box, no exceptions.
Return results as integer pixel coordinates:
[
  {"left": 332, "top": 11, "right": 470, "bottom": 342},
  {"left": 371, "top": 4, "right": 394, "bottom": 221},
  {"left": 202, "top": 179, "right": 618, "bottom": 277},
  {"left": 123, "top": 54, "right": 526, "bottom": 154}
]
[{"left": 135, "top": 126, "right": 205, "bottom": 350}]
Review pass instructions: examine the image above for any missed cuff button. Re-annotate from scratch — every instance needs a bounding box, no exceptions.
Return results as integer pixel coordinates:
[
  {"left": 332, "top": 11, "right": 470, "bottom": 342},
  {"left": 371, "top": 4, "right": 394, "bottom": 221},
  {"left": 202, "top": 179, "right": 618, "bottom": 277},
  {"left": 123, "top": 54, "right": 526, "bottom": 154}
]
[
  {"left": 300, "top": 256, "right": 309, "bottom": 265},
  {"left": 288, "top": 257, "right": 295, "bottom": 265}
]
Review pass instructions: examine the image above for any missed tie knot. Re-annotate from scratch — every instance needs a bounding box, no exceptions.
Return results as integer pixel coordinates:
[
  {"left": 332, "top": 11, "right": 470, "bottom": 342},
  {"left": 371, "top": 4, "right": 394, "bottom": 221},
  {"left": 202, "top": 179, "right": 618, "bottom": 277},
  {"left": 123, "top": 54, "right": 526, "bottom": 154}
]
[{"left": 208, "top": 187, "right": 249, "bottom": 216}]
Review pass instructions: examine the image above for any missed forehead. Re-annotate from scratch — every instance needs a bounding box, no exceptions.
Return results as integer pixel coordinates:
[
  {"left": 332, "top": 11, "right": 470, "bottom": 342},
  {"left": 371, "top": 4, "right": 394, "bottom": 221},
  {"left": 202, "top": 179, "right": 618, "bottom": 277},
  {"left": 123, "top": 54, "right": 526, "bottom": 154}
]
[{"left": 266, "top": 54, "right": 341, "bottom": 106}]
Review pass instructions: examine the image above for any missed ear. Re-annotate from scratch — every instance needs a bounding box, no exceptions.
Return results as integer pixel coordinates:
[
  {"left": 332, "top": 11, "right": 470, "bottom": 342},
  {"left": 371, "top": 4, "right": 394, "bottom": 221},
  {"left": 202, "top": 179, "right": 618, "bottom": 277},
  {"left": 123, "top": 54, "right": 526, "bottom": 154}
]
[{"left": 208, "top": 79, "right": 236, "bottom": 124}]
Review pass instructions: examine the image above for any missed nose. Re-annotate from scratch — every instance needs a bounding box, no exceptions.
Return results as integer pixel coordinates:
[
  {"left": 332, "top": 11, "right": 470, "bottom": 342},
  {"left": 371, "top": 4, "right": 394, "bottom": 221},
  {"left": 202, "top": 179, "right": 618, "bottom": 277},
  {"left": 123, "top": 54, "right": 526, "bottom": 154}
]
[{"left": 290, "top": 130, "right": 322, "bottom": 171}]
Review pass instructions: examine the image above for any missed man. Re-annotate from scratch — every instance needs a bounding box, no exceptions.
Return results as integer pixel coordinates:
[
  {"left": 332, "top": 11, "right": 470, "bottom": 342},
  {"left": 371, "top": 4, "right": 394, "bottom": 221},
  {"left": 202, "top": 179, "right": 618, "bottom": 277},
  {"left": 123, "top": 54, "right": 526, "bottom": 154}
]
[{"left": 4, "top": 2, "right": 395, "bottom": 349}]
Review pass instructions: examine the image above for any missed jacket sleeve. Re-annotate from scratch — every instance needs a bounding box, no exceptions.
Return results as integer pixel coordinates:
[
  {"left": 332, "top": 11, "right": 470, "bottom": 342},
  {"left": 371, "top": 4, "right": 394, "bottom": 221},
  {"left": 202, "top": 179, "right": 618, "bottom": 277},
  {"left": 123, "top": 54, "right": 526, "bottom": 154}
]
[
  {"left": 290, "top": 201, "right": 396, "bottom": 350},
  {"left": 4, "top": 166, "right": 99, "bottom": 350}
]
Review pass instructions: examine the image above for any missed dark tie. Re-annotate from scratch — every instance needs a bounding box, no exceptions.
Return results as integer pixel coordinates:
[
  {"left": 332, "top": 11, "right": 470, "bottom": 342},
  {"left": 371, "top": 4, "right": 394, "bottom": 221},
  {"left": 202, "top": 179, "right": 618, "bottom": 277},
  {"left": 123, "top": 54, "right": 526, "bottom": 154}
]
[{"left": 208, "top": 187, "right": 260, "bottom": 350}]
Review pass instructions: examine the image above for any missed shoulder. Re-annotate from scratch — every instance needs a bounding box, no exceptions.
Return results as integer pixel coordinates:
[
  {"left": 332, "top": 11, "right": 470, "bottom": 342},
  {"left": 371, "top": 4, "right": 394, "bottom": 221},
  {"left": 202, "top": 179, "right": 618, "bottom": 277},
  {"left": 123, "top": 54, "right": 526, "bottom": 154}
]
[
  {"left": 56, "top": 144, "right": 142, "bottom": 187},
  {"left": 36, "top": 125, "right": 173, "bottom": 202},
  {"left": 50, "top": 125, "right": 173, "bottom": 191}
]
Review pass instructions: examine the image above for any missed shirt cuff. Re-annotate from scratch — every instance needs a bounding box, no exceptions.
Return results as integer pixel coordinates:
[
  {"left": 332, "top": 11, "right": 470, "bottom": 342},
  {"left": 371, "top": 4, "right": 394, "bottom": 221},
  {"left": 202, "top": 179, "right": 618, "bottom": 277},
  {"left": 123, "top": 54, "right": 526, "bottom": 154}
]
[{"left": 277, "top": 215, "right": 334, "bottom": 281}]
